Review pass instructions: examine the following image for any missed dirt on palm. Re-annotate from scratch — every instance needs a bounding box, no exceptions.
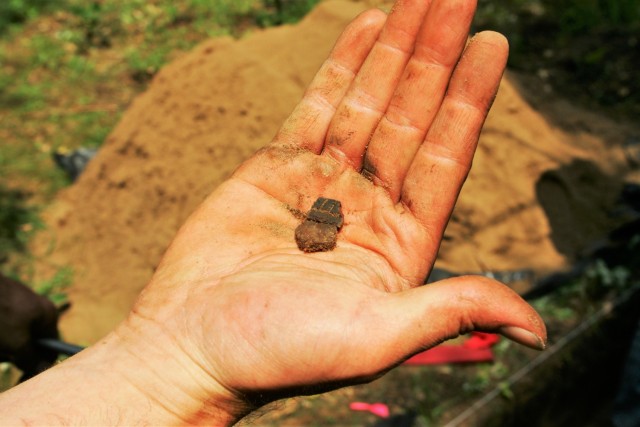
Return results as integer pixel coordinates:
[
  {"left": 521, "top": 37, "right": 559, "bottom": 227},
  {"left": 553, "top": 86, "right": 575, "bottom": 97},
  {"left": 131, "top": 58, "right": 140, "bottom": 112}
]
[{"left": 30, "top": 0, "right": 638, "bottom": 345}]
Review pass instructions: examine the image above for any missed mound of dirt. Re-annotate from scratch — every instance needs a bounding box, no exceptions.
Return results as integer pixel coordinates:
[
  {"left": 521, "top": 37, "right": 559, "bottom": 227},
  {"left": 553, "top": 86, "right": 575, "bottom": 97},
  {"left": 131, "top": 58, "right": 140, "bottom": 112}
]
[{"left": 32, "top": 0, "right": 637, "bottom": 344}]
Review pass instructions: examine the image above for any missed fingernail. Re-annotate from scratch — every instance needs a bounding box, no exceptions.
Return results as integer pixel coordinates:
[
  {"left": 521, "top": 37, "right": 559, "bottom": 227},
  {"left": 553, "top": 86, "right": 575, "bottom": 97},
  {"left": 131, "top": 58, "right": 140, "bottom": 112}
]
[{"left": 499, "top": 326, "right": 547, "bottom": 351}]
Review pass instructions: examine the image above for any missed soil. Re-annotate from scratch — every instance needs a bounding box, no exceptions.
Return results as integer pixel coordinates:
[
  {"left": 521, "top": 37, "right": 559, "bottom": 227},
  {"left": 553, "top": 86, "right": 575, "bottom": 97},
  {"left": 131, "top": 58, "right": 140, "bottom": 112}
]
[
  {"left": 30, "top": 0, "right": 638, "bottom": 343},
  {"left": 26, "top": 0, "right": 640, "bottom": 423}
]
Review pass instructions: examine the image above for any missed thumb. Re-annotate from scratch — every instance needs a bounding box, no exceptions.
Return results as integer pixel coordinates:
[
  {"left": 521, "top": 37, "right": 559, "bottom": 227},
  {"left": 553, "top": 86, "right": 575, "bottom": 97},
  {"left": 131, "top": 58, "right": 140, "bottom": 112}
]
[{"left": 383, "top": 275, "right": 546, "bottom": 363}]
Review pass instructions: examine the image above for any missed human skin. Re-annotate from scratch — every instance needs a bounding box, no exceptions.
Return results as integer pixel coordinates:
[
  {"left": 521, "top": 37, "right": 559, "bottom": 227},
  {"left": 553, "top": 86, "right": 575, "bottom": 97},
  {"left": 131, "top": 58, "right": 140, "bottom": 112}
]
[{"left": 0, "top": 0, "right": 546, "bottom": 425}]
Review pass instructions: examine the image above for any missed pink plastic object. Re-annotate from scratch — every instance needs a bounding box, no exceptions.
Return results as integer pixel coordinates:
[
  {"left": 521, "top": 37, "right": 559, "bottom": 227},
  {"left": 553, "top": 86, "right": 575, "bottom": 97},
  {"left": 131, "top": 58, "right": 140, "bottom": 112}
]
[{"left": 349, "top": 402, "right": 390, "bottom": 418}]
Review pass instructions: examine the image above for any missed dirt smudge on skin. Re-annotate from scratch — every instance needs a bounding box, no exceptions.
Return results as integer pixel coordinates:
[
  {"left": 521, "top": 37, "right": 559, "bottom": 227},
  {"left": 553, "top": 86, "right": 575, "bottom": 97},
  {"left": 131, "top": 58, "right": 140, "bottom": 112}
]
[
  {"left": 361, "top": 155, "right": 377, "bottom": 181},
  {"left": 284, "top": 203, "right": 306, "bottom": 221},
  {"left": 257, "top": 221, "right": 293, "bottom": 240}
]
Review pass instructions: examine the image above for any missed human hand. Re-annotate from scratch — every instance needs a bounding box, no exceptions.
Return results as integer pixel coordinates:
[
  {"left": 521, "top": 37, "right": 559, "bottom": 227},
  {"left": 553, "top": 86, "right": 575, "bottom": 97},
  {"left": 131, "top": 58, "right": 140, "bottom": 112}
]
[
  {"left": 0, "top": 273, "right": 59, "bottom": 381},
  {"left": 117, "top": 0, "right": 547, "bottom": 422},
  {"left": 110, "top": 0, "right": 547, "bottom": 423},
  {"left": 0, "top": 0, "right": 546, "bottom": 425}
]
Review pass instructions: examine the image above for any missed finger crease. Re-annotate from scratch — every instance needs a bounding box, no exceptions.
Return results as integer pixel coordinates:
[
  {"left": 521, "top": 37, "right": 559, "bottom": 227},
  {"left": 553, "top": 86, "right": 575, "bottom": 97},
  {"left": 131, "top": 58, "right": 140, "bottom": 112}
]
[
  {"left": 382, "top": 110, "right": 428, "bottom": 134},
  {"left": 446, "top": 96, "right": 488, "bottom": 116},
  {"left": 345, "top": 94, "right": 386, "bottom": 117},
  {"left": 377, "top": 36, "right": 414, "bottom": 57},
  {"left": 422, "top": 143, "right": 469, "bottom": 169},
  {"left": 324, "top": 57, "right": 357, "bottom": 80},
  {"left": 413, "top": 45, "right": 460, "bottom": 69},
  {"left": 323, "top": 144, "right": 358, "bottom": 169},
  {"left": 304, "top": 91, "right": 338, "bottom": 114}
]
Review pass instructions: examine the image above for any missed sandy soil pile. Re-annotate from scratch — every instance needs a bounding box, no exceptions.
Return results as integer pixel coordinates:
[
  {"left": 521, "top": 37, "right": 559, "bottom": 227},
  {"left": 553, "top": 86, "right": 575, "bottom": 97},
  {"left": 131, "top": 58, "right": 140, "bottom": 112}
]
[{"left": 32, "top": 0, "right": 636, "bottom": 344}]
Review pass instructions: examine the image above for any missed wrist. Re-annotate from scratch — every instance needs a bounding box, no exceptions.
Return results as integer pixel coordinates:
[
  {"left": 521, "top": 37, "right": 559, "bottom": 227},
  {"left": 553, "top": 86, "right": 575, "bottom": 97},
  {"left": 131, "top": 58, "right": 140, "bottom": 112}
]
[
  {"left": 0, "top": 314, "right": 249, "bottom": 426},
  {"left": 107, "top": 313, "right": 252, "bottom": 425}
]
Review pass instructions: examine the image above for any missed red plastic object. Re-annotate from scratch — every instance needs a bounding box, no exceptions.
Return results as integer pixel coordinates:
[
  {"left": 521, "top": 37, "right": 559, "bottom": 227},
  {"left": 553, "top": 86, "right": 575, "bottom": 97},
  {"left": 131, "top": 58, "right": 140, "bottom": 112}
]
[{"left": 403, "top": 332, "right": 500, "bottom": 365}]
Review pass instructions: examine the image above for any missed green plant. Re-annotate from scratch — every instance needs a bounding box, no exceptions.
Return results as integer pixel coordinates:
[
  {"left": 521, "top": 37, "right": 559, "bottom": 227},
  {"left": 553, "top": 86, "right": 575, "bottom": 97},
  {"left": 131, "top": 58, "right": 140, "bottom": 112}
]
[
  {"left": 532, "top": 295, "right": 577, "bottom": 321},
  {"left": 35, "top": 266, "right": 73, "bottom": 305},
  {"left": 29, "top": 35, "right": 67, "bottom": 69},
  {"left": 253, "top": 0, "right": 320, "bottom": 27},
  {"left": 462, "top": 364, "right": 491, "bottom": 394},
  {"left": 462, "top": 362, "right": 511, "bottom": 396},
  {"left": 68, "top": 1, "right": 118, "bottom": 50},
  {"left": 541, "top": 0, "right": 640, "bottom": 34},
  {"left": 0, "top": 184, "right": 41, "bottom": 264},
  {"left": 583, "top": 259, "right": 631, "bottom": 294},
  {"left": 0, "top": 0, "right": 67, "bottom": 34},
  {"left": 190, "top": 0, "right": 255, "bottom": 26},
  {"left": 0, "top": 0, "right": 328, "bottom": 287},
  {"left": 1, "top": 80, "right": 47, "bottom": 111},
  {"left": 126, "top": 46, "right": 171, "bottom": 83},
  {"left": 498, "top": 381, "right": 514, "bottom": 400}
]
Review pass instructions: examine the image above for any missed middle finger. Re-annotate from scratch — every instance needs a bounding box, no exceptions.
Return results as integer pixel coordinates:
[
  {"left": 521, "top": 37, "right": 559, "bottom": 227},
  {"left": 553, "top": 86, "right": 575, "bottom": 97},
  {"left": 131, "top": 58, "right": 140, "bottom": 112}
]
[
  {"left": 321, "top": 0, "right": 433, "bottom": 168},
  {"left": 361, "top": 0, "right": 477, "bottom": 200}
]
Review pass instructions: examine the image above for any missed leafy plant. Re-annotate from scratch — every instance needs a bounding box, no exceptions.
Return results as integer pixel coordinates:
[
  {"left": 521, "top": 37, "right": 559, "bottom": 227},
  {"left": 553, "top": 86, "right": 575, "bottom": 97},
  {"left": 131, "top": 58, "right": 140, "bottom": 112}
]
[
  {"left": 583, "top": 259, "right": 631, "bottom": 295},
  {"left": 35, "top": 266, "right": 73, "bottom": 305},
  {"left": 30, "top": 35, "right": 67, "bottom": 69},
  {"left": 68, "top": 1, "right": 118, "bottom": 50},
  {"left": 0, "top": 0, "right": 66, "bottom": 34},
  {"left": 541, "top": 0, "right": 640, "bottom": 34},
  {"left": 0, "top": 184, "right": 41, "bottom": 264},
  {"left": 126, "top": 46, "right": 171, "bottom": 83},
  {"left": 189, "top": 0, "right": 255, "bottom": 27},
  {"left": 253, "top": 0, "right": 320, "bottom": 27},
  {"left": 462, "top": 362, "right": 510, "bottom": 395}
]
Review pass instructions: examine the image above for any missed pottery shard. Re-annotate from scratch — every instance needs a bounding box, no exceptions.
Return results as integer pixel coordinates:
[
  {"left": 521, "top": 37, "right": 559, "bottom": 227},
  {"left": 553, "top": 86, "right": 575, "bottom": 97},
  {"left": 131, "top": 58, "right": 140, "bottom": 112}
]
[
  {"left": 306, "top": 197, "right": 343, "bottom": 228},
  {"left": 294, "top": 197, "right": 343, "bottom": 253}
]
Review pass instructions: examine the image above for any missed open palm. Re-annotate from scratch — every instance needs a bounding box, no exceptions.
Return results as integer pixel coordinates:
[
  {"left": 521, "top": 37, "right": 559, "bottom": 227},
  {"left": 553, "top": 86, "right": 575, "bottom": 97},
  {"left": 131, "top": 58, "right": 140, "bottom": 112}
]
[{"left": 128, "top": 0, "right": 546, "bottom": 419}]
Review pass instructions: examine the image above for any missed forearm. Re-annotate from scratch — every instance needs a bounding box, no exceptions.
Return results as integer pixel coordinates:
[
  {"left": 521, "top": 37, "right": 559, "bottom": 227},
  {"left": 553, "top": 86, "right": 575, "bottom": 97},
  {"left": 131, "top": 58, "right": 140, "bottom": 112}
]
[{"left": 0, "top": 319, "right": 243, "bottom": 426}]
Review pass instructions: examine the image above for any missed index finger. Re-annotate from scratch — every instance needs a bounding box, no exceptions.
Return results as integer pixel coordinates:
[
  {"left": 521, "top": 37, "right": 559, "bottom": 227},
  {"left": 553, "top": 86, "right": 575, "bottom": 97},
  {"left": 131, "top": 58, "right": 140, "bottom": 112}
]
[{"left": 272, "top": 8, "right": 387, "bottom": 152}]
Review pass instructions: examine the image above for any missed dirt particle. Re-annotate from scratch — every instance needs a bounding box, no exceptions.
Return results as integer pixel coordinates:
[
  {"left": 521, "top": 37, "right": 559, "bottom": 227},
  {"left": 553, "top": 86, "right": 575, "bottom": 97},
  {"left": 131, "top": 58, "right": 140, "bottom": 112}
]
[{"left": 285, "top": 203, "right": 306, "bottom": 221}]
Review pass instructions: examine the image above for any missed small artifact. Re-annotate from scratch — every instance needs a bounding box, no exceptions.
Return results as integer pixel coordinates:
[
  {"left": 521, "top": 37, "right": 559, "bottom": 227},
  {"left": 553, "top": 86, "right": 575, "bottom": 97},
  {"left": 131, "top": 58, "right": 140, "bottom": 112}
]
[{"left": 295, "top": 197, "right": 343, "bottom": 252}]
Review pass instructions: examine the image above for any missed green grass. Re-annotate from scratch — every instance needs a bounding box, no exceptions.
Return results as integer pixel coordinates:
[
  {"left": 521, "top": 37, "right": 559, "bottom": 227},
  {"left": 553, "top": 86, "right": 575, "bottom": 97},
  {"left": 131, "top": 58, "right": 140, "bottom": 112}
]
[
  {"left": 0, "top": 0, "right": 322, "bottom": 185},
  {"left": 0, "top": 184, "right": 42, "bottom": 263},
  {"left": 0, "top": 0, "right": 321, "bottom": 193},
  {"left": 254, "top": 0, "right": 321, "bottom": 26},
  {"left": 0, "top": 0, "right": 323, "bottom": 293},
  {"left": 33, "top": 265, "right": 73, "bottom": 306},
  {"left": 0, "top": 0, "right": 67, "bottom": 34}
]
